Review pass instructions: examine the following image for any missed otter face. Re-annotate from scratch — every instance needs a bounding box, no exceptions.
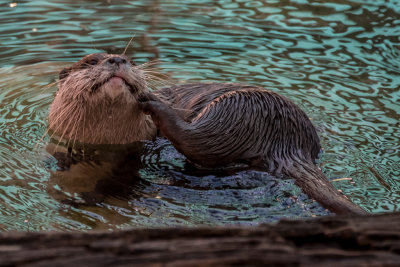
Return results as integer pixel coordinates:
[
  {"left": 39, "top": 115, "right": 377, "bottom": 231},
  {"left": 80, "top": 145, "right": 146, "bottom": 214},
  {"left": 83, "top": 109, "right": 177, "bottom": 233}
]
[
  {"left": 48, "top": 53, "right": 156, "bottom": 145},
  {"left": 57, "top": 53, "right": 147, "bottom": 104}
]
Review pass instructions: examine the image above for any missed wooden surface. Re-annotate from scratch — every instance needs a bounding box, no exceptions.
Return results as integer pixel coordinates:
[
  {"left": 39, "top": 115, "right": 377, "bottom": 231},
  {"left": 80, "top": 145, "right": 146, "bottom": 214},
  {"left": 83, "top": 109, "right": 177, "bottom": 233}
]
[{"left": 1, "top": 212, "right": 400, "bottom": 266}]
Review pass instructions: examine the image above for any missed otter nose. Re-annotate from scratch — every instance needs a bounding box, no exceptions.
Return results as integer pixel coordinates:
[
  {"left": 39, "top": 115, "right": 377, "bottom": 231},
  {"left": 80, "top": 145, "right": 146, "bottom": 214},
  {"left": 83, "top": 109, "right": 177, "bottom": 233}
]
[{"left": 107, "top": 56, "right": 127, "bottom": 66}]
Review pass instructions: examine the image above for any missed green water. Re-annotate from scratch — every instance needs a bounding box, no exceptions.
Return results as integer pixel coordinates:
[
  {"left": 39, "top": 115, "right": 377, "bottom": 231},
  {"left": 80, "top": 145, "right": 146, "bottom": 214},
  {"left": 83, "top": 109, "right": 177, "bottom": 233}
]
[{"left": 0, "top": 0, "right": 399, "bottom": 231}]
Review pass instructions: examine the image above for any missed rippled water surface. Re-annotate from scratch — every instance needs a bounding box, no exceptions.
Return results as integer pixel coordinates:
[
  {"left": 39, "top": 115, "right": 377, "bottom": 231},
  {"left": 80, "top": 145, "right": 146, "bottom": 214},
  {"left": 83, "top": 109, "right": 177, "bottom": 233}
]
[{"left": 0, "top": 0, "right": 399, "bottom": 231}]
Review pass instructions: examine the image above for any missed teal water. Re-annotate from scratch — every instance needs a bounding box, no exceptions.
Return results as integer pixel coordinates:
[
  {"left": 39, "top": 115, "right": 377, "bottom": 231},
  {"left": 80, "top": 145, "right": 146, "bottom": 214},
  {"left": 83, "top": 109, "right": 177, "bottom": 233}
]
[{"left": 0, "top": 0, "right": 399, "bottom": 231}]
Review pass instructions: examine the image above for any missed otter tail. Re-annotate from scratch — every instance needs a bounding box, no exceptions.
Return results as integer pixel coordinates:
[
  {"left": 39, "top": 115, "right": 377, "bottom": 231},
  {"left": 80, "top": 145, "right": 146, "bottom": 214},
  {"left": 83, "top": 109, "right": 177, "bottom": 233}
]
[{"left": 285, "top": 160, "right": 368, "bottom": 216}]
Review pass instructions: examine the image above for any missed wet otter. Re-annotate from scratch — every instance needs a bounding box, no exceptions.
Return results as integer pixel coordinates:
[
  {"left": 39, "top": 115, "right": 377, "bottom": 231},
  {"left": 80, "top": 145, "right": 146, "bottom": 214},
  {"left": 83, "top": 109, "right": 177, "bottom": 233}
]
[{"left": 49, "top": 53, "right": 367, "bottom": 215}]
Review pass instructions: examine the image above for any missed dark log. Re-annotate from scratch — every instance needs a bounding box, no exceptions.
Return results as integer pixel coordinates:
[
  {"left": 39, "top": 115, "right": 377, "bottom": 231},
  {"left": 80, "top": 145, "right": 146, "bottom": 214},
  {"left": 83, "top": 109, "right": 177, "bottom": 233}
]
[{"left": 1, "top": 213, "right": 400, "bottom": 266}]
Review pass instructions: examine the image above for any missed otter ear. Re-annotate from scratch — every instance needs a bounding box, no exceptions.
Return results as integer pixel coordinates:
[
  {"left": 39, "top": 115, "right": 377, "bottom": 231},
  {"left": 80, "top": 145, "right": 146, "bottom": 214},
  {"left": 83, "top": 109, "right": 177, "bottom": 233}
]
[{"left": 59, "top": 67, "right": 71, "bottom": 80}]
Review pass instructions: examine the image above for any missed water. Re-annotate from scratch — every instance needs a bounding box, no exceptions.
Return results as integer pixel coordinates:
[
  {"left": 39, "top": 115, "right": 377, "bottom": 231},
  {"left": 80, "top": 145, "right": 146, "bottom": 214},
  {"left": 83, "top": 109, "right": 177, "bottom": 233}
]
[{"left": 0, "top": 0, "right": 399, "bottom": 231}]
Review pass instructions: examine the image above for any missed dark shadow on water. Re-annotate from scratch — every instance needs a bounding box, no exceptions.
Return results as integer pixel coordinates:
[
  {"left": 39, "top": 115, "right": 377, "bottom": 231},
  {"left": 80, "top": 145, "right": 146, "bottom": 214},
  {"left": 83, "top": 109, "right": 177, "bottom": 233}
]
[{"left": 46, "top": 141, "right": 150, "bottom": 207}]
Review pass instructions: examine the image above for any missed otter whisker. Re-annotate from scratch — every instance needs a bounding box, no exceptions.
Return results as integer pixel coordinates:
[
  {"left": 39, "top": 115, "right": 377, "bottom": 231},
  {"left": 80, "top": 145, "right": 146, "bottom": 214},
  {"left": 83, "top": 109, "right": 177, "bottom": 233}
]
[
  {"left": 90, "top": 40, "right": 97, "bottom": 51},
  {"left": 145, "top": 81, "right": 165, "bottom": 91},
  {"left": 34, "top": 79, "right": 60, "bottom": 95},
  {"left": 35, "top": 126, "right": 53, "bottom": 150},
  {"left": 122, "top": 34, "right": 136, "bottom": 56},
  {"left": 141, "top": 68, "right": 170, "bottom": 75},
  {"left": 37, "top": 102, "right": 78, "bottom": 148},
  {"left": 41, "top": 80, "right": 59, "bottom": 89},
  {"left": 144, "top": 78, "right": 172, "bottom": 88},
  {"left": 137, "top": 65, "right": 180, "bottom": 73},
  {"left": 47, "top": 115, "right": 76, "bottom": 146},
  {"left": 137, "top": 66, "right": 165, "bottom": 72},
  {"left": 139, "top": 66, "right": 180, "bottom": 72},
  {"left": 57, "top": 108, "right": 82, "bottom": 153},
  {"left": 143, "top": 75, "right": 170, "bottom": 84},
  {"left": 138, "top": 67, "right": 165, "bottom": 71},
  {"left": 70, "top": 109, "right": 84, "bottom": 157},
  {"left": 36, "top": 104, "right": 76, "bottom": 147},
  {"left": 142, "top": 71, "right": 171, "bottom": 80},
  {"left": 49, "top": 103, "right": 79, "bottom": 128},
  {"left": 144, "top": 76, "right": 173, "bottom": 88},
  {"left": 136, "top": 60, "right": 162, "bottom": 69},
  {"left": 145, "top": 81, "right": 170, "bottom": 91},
  {"left": 145, "top": 83, "right": 160, "bottom": 92},
  {"left": 52, "top": 105, "right": 80, "bottom": 153},
  {"left": 82, "top": 106, "right": 86, "bottom": 157},
  {"left": 142, "top": 71, "right": 170, "bottom": 80}
]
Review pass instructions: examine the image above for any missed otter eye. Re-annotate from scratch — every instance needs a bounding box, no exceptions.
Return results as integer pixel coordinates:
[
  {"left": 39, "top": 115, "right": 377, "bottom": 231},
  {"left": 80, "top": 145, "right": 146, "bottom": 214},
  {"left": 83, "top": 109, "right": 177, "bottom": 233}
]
[
  {"left": 59, "top": 68, "right": 70, "bottom": 80},
  {"left": 88, "top": 59, "right": 98, "bottom": 65}
]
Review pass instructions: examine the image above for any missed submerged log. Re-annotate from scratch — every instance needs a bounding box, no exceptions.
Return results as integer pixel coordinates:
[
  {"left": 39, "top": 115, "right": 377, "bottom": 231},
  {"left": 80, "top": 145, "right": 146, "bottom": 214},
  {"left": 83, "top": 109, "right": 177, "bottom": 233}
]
[{"left": 1, "top": 212, "right": 400, "bottom": 266}]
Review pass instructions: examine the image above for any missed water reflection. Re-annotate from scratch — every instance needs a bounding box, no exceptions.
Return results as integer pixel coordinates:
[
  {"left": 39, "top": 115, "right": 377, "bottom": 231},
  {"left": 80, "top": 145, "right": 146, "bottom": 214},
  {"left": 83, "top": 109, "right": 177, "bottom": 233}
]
[{"left": 0, "top": 0, "right": 399, "bottom": 230}]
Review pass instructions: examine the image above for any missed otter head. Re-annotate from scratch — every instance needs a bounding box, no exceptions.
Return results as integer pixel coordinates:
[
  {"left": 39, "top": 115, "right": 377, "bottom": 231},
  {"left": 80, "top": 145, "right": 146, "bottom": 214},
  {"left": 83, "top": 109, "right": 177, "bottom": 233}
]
[{"left": 48, "top": 53, "right": 156, "bottom": 145}]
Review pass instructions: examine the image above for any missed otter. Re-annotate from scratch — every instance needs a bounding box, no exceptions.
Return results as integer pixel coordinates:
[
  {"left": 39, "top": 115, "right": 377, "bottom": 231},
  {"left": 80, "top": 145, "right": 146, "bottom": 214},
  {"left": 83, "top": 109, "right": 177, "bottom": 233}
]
[{"left": 48, "top": 53, "right": 367, "bottom": 215}]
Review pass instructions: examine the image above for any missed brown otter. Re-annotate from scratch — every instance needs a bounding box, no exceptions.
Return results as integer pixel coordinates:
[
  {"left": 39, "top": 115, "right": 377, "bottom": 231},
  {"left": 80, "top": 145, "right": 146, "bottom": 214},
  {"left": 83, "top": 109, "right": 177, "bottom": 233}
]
[{"left": 49, "top": 53, "right": 367, "bottom": 215}]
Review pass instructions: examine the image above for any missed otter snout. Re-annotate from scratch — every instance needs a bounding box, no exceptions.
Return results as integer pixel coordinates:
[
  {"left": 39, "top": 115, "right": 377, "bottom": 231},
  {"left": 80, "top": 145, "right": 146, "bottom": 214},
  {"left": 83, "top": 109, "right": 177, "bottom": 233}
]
[{"left": 106, "top": 56, "right": 128, "bottom": 67}]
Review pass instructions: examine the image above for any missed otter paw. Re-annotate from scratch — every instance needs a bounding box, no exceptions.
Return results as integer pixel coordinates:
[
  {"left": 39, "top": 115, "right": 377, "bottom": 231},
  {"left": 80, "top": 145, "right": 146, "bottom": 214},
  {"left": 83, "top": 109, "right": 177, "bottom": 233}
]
[
  {"left": 138, "top": 92, "right": 162, "bottom": 115},
  {"left": 138, "top": 94, "right": 154, "bottom": 114}
]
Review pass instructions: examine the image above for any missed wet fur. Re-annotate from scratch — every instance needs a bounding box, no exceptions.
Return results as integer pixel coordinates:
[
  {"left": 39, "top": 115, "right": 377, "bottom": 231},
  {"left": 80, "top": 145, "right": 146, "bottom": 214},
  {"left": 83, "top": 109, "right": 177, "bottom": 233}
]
[
  {"left": 155, "top": 83, "right": 320, "bottom": 173},
  {"left": 142, "top": 84, "right": 368, "bottom": 216},
  {"left": 48, "top": 53, "right": 367, "bottom": 215}
]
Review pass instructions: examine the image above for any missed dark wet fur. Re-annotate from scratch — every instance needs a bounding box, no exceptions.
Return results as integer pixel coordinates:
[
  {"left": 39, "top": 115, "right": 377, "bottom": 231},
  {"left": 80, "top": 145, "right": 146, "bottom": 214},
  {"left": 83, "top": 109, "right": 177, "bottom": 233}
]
[
  {"left": 140, "top": 83, "right": 368, "bottom": 215},
  {"left": 155, "top": 83, "right": 320, "bottom": 173}
]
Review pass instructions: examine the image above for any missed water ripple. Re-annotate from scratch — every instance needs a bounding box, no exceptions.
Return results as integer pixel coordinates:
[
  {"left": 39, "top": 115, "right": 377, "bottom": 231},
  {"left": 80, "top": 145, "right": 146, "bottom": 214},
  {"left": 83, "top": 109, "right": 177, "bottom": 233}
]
[{"left": 0, "top": 0, "right": 398, "bottom": 231}]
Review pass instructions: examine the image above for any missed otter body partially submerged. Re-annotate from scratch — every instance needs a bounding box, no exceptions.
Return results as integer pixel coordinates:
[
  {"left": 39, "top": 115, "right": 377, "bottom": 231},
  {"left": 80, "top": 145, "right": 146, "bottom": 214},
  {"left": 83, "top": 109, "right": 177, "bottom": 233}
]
[{"left": 48, "top": 53, "right": 367, "bottom": 215}]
